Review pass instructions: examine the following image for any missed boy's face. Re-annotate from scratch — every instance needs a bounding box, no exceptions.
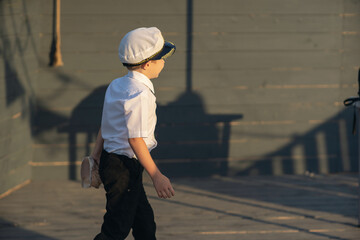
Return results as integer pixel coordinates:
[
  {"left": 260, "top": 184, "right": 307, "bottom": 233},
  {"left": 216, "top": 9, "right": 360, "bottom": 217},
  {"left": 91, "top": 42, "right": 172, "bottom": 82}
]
[{"left": 147, "top": 59, "right": 165, "bottom": 79}]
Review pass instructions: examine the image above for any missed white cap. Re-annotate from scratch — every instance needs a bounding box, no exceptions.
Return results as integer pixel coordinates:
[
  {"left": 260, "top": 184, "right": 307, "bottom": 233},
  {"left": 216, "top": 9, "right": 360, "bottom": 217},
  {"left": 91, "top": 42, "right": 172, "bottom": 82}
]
[{"left": 118, "top": 27, "right": 176, "bottom": 66}]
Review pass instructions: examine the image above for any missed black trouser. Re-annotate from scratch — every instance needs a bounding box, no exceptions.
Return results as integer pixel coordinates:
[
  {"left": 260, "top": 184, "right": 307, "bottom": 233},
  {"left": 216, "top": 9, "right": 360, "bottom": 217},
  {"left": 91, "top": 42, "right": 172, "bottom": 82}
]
[{"left": 94, "top": 150, "right": 156, "bottom": 240}]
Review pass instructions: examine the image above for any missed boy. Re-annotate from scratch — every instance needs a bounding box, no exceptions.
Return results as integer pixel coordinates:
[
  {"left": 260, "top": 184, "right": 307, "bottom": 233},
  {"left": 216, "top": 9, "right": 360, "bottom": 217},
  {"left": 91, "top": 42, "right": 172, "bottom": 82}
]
[{"left": 91, "top": 27, "right": 176, "bottom": 240}]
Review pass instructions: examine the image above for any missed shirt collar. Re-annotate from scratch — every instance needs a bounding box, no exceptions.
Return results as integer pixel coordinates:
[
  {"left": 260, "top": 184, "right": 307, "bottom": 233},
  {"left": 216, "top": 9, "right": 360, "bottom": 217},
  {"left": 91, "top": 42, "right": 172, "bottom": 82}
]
[{"left": 127, "top": 71, "right": 155, "bottom": 94}]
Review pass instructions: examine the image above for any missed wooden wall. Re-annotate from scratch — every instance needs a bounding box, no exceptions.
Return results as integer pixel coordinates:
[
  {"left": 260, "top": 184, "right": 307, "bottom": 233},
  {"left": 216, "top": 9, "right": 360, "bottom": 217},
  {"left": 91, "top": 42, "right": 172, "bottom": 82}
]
[
  {"left": 1, "top": 0, "right": 359, "bottom": 187},
  {"left": 0, "top": 0, "right": 40, "bottom": 194}
]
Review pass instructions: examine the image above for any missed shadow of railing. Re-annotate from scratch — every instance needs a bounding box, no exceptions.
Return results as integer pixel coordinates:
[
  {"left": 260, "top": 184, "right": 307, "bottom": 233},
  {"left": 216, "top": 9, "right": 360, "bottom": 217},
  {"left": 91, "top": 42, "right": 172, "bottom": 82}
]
[
  {"left": 0, "top": 0, "right": 32, "bottom": 107},
  {"left": 0, "top": 0, "right": 42, "bottom": 194},
  {"left": 57, "top": 86, "right": 106, "bottom": 180},
  {"left": 58, "top": 86, "right": 242, "bottom": 180},
  {"left": 236, "top": 108, "right": 358, "bottom": 176},
  {"left": 153, "top": 91, "right": 243, "bottom": 177}
]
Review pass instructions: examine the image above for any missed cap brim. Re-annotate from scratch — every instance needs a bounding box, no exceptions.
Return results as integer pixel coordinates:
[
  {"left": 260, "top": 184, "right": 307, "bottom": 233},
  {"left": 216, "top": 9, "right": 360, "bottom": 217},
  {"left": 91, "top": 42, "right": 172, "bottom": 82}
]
[
  {"left": 122, "top": 41, "right": 176, "bottom": 67},
  {"left": 151, "top": 41, "right": 176, "bottom": 60}
]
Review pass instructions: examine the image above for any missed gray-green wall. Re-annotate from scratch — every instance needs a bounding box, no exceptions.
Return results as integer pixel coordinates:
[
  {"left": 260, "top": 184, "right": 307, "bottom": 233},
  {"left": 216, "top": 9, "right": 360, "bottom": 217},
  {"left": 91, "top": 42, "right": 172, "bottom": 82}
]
[
  {"left": 0, "top": 0, "right": 40, "bottom": 194},
  {"left": 1, "top": 0, "right": 359, "bottom": 193}
]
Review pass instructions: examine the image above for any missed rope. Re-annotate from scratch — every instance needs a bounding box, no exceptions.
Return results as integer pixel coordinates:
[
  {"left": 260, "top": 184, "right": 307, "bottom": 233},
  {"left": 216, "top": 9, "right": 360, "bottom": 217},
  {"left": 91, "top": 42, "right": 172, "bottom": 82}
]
[{"left": 53, "top": 0, "right": 63, "bottom": 67}]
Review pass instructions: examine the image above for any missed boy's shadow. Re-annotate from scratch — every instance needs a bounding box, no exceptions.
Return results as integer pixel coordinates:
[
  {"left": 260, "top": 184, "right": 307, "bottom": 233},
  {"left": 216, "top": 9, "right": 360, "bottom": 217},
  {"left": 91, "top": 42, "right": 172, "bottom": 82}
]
[
  {"left": 59, "top": 86, "right": 242, "bottom": 180},
  {"left": 153, "top": 91, "right": 242, "bottom": 177}
]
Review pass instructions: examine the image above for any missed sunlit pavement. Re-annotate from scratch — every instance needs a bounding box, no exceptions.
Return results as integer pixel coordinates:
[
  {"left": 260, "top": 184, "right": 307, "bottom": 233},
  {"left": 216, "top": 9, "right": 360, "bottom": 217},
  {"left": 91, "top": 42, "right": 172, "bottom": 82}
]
[{"left": 0, "top": 174, "right": 359, "bottom": 240}]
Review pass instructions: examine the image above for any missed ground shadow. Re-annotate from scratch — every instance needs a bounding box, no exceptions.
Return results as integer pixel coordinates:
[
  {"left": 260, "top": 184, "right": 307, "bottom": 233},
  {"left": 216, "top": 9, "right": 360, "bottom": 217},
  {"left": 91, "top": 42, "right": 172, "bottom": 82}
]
[
  {"left": 0, "top": 218, "right": 58, "bottom": 240},
  {"left": 148, "top": 191, "right": 355, "bottom": 240}
]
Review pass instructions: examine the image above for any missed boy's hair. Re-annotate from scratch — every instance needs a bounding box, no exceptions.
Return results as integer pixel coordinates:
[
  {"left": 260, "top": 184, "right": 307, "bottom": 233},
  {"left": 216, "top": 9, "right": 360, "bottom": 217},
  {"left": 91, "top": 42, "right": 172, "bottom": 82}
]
[
  {"left": 125, "top": 60, "right": 150, "bottom": 71},
  {"left": 126, "top": 65, "right": 142, "bottom": 71}
]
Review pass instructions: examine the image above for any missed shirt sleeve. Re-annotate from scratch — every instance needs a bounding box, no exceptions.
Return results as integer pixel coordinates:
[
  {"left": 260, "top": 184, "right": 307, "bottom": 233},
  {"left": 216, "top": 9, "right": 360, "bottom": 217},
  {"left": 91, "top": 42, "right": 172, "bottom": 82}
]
[{"left": 123, "top": 91, "right": 150, "bottom": 138}]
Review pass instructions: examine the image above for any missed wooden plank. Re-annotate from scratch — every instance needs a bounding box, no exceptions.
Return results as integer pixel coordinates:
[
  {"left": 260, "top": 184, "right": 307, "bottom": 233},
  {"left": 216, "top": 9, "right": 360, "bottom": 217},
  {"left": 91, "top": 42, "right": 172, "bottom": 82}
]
[
  {"left": 43, "top": 32, "right": 343, "bottom": 53},
  {"left": 342, "top": 52, "right": 360, "bottom": 68},
  {"left": 0, "top": 146, "right": 32, "bottom": 184},
  {"left": 34, "top": 83, "right": 347, "bottom": 110},
  {"left": 31, "top": 103, "right": 345, "bottom": 132},
  {"left": 191, "top": 15, "right": 343, "bottom": 33},
  {"left": 193, "top": 0, "right": 342, "bottom": 14},
  {"left": 32, "top": 128, "right": 99, "bottom": 146},
  {"left": 44, "top": 50, "right": 342, "bottom": 71},
  {"left": 0, "top": 123, "right": 31, "bottom": 159},
  {"left": 0, "top": 14, "right": 41, "bottom": 38},
  {"left": 339, "top": 89, "right": 360, "bottom": 100},
  {"left": 38, "top": 0, "right": 55, "bottom": 15},
  {"left": 189, "top": 69, "right": 343, "bottom": 88},
  {"left": 343, "top": 0, "right": 360, "bottom": 13},
  {"left": 30, "top": 104, "right": 345, "bottom": 138},
  {"left": 32, "top": 144, "right": 94, "bottom": 164},
  {"left": 34, "top": 89, "right": 103, "bottom": 111},
  {"left": 152, "top": 135, "right": 349, "bottom": 165},
  {"left": 33, "top": 109, "right": 101, "bottom": 131},
  {"left": 36, "top": 70, "right": 123, "bottom": 90},
  {"left": 0, "top": 54, "right": 39, "bottom": 90},
  {"left": 0, "top": 0, "right": 41, "bottom": 16},
  {"left": 61, "top": 0, "right": 186, "bottom": 15},
  {"left": 157, "top": 105, "right": 344, "bottom": 124},
  {"left": 155, "top": 123, "right": 323, "bottom": 142},
  {"left": 189, "top": 51, "right": 342, "bottom": 69},
  {"left": 38, "top": 14, "right": 344, "bottom": 36},
  {"left": 45, "top": 15, "right": 187, "bottom": 35},
  {"left": 58, "top": 0, "right": 342, "bottom": 15},
  {"left": 190, "top": 33, "right": 342, "bottom": 51},
  {"left": 32, "top": 87, "right": 337, "bottom": 109},
  {"left": 0, "top": 94, "right": 33, "bottom": 122},
  {"left": 0, "top": 164, "right": 31, "bottom": 197},
  {"left": 343, "top": 15, "right": 360, "bottom": 31},
  {"left": 32, "top": 110, "right": 352, "bottom": 144},
  {"left": 7, "top": 68, "right": 348, "bottom": 91},
  {"left": 154, "top": 87, "right": 342, "bottom": 106},
  {"left": 343, "top": 35, "right": 360, "bottom": 50},
  {"left": 340, "top": 68, "right": 360, "bottom": 85},
  {"left": 31, "top": 165, "right": 82, "bottom": 180}
]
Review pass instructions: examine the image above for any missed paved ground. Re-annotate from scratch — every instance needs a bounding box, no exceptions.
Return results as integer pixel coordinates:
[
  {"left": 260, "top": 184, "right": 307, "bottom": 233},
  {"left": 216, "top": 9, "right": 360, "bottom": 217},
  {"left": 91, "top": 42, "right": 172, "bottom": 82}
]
[{"left": 0, "top": 173, "right": 359, "bottom": 240}]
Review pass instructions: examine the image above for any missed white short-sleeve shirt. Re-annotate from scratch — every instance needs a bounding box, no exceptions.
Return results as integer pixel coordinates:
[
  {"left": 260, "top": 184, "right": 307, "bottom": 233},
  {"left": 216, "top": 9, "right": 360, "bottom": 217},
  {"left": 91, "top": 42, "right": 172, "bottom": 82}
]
[{"left": 101, "top": 71, "right": 157, "bottom": 158}]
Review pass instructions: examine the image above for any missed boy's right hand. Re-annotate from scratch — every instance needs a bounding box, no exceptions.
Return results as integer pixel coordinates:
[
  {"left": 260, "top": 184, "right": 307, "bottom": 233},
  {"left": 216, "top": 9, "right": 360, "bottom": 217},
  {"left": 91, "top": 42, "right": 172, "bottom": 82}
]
[{"left": 151, "top": 171, "right": 175, "bottom": 199}]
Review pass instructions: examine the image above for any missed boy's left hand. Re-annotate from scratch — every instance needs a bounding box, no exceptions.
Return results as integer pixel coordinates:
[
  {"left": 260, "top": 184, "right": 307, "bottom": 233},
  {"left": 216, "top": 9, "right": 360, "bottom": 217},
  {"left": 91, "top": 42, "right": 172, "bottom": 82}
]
[{"left": 151, "top": 171, "right": 175, "bottom": 199}]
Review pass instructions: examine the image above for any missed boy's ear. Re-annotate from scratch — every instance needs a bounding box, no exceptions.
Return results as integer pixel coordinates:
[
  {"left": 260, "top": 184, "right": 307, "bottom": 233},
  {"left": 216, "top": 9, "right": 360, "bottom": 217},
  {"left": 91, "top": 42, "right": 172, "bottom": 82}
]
[{"left": 141, "top": 61, "right": 151, "bottom": 70}]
